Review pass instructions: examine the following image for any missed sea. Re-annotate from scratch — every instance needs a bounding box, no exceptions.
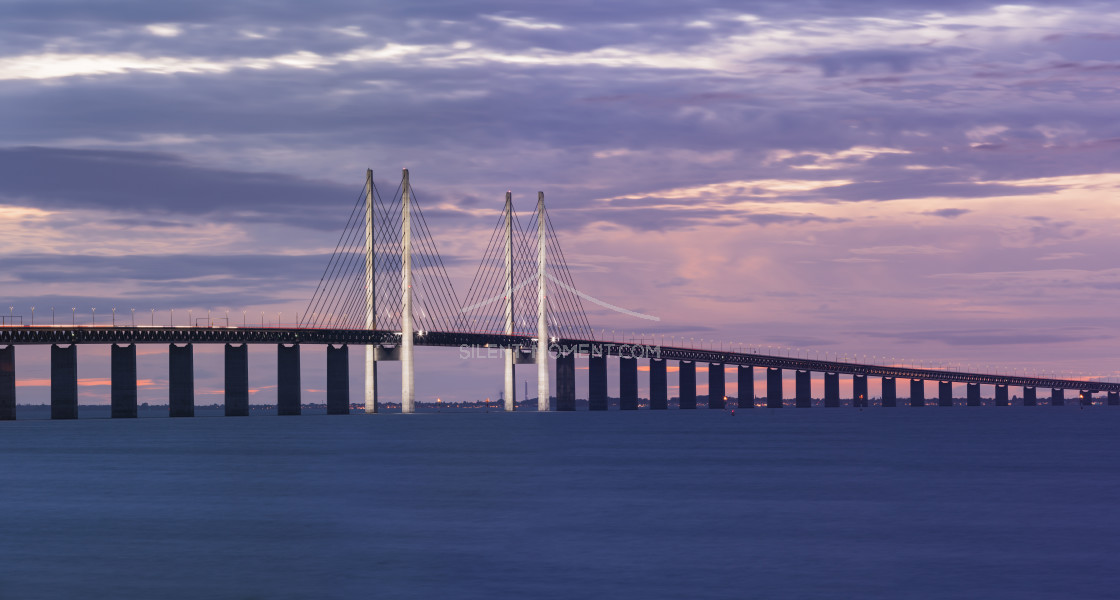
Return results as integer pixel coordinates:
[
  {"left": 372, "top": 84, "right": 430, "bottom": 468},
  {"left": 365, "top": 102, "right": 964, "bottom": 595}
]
[{"left": 1, "top": 407, "right": 1117, "bottom": 599}]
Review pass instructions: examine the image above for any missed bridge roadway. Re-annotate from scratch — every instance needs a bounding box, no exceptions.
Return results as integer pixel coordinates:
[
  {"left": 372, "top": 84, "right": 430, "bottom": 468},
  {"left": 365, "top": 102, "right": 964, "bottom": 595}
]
[{"left": 0, "top": 325, "right": 1115, "bottom": 394}]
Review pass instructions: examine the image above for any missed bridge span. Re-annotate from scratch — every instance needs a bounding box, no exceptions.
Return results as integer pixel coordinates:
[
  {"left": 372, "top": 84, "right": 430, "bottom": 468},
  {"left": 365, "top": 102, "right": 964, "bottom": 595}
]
[{"left": 0, "top": 325, "right": 1115, "bottom": 420}]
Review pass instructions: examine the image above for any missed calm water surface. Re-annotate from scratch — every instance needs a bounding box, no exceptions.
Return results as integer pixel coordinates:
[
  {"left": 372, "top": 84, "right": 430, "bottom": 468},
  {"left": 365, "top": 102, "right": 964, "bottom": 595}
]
[{"left": 1, "top": 408, "right": 1117, "bottom": 599}]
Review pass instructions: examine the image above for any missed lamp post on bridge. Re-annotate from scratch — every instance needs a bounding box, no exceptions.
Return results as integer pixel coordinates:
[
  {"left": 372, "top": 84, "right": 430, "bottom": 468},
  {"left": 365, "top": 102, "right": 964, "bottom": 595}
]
[
  {"left": 131, "top": 308, "right": 135, "bottom": 327},
  {"left": 91, "top": 308, "right": 96, "bottom": 326},
  {"left": 111, "top": 307, "right": 116, "bottom": 327},
  {"left": 30, "top": 306, "right": 34, "bottom": 326}
]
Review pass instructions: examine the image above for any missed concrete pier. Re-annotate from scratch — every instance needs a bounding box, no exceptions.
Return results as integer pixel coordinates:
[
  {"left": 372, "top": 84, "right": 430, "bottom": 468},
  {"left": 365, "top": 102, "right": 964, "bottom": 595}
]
[
  {"left": 995, "top": 384, "right": 1009, "bottom": 407},
  {"left": 738, "top": 365, "right": 753, "bottom": 409},
  {"left": 708, "top": 363, "right": 725, "bottom": 409},
  {"left": 225, "top": 343, "right": 249, "bottom": 416},
  {"left": 326, "top": 344, "right": 349, "bottom": 415},
  {"left": 824, "top": 372, "right": 839, "bottom": 407},
  {"left": 589, "top": 353, "right": 607, "bottom": 410},
  {"left": 169, "top": 343, "right": 194, "bottom": 417},
  {"left": 649, "top": 358, "right": 667, "bottom": 410},
  {"left": 679, "top": 361, "right": 696, "bottom": 409},
  {"left": 910, "top": 379, "right": 924, "bottom": 407},
  {"left": 1109, "top": 391, "right": 1119, "bottom": 406},
  {"left": 967, "top": 383, "right": 981, "bottom": 407},
  {"left": 881, "top": 377, "right": 896, "bottom": 407},
  {"left": 278, "top": 344, "right": 301, "bottom": 416},
  {"left": 51, "top": 344, "right": 78, "bottom": 419},
  {"left": 795, "top": 370, "right": 811, "bottom": 408},
  {"left": 766, "top": 367, "right": 783, "bottom": 408},
  {"left": 556, "top": 351, "right": 576, "bottom": 411},
  {"left": 0, "top": 346, "right": 15, "bottom": 420},
  {"left": 939, "top": 381, "right": 953, "bottom": 407},
  {"left": 853, "top": 375, "right": 868, "bottom": 408},
  {"left": 1079, "top": 390, "right": 1093, "bottom": 406},
  {"left": 619, "top": 356, "right": 638, "bottom": 410},
  {"left": 110, "top": 344, "right": 137, "bottom": 418},
  {"left": 1024, "top": 386, "right": 1037, "bottom": 406},
  {"left": 1051, "top": 388, "right": 1064, "bottom": 407}
]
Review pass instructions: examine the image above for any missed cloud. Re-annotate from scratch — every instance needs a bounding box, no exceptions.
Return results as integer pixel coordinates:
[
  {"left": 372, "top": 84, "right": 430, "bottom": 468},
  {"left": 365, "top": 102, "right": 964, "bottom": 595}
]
[
  {"left": 0, "top": 146, "right": 351, "bottom": 228},
  {"left": 864, "top": 328, "right": 1112, "bottom": 346},
  {"left": 922, "top": 208, "right": 970, "bottom": 218}
]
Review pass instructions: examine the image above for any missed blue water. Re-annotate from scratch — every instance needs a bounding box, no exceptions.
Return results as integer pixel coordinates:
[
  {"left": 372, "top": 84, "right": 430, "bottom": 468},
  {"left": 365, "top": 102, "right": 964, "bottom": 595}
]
[{"left": 1, "top": 408, "right": 1118, "bottom": 599}]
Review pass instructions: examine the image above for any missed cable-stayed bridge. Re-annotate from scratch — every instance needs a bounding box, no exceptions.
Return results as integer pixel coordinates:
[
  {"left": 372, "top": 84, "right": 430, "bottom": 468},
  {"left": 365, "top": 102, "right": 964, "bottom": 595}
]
[{"left": 1, "top": 169, "right": 1118, "bottom": 420}]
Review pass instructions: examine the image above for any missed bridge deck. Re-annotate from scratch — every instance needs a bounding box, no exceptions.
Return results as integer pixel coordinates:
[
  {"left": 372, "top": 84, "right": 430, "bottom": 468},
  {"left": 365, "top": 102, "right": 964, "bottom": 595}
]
[{"left": 0, "top": 326, "right": 1114, "bottom": 393}]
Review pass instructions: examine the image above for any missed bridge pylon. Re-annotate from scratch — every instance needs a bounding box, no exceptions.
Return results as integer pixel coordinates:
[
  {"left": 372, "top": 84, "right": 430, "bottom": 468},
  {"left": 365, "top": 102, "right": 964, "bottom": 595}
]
[
  {"left": 401, "top": 168, "right": 415, "bottom": 413},
  {"left": 536, "top": 192, "right": 549, "bottom": 412},
  {"left": 364, "top": 168, "right": 378, "bottom": 414}
]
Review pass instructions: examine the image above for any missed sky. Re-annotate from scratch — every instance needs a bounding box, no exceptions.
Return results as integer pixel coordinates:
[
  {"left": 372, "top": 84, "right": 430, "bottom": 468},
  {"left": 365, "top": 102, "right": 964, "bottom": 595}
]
[{"left": 3, "top": 0, "right": 1120, "bottom": 404}]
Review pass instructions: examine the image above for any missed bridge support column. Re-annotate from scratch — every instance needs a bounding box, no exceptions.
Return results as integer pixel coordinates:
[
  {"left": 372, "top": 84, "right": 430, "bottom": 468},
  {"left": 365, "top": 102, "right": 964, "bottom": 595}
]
[
  {"left": 225, "top": 343, "right": 249, "bottom": 416},
  {"left": 967, "top": 383, "right": 981, "bottom": 407},
  {"left": 51, "top": 344, "right": 78, "bottom": 419},
  {"left": 0, "top": 346, "right": 14, "bottom": 420},
  {"left": 649, "top": 358, "right": 667, "bottom": 410},
  {"left": 679, "top": 361, "right": 696, "bottom": 409},
  {"left": 1051, "top": 388, "right": 1064, "bottom": 407},
  {"left": 556, "top": 351, "right": 575, "bottom": 411},
  {"left": 766, "top": 367, "right": 783, "bottom": 408},
  {"left": 738, "top": 365, "right": 753, "bottom": 409},
  {"left": 881, "top": 377, "right": 896, "bottom": 407},
  {"left": 1023, "top": 386, "right": 1037, "bottom": 406},
  {"left": 278, "top": 344, "right": 301, "bottom": 416},
  {"left": 824, "top": 373, "right": 839, "bottom": 407},
  {"left": 620, "top": 356, "right": 638, "bottom": 410},
  {"left": 169, "top": 343, "right": 194, "bottom": 417},
  {"left": 589, "top": 353, "right": 607, "bottom": 411},
  {"left": 327, "top": 344, "right": 349, "bottom": 415},
  {"left": 1109, "top": 391, "right": 1119, "bottom": 406},
  {"left": 1079, "top": 390, "right": 1093, "bottom": 406},
  {"left": 709, "top": 363, "right": 725, "bottom": 409},
  {"left": 853, "top": 375, "right": 868, "bottom": 408},
  {"left": 111, "top": 343, "right": 137, "bottom": 418},
  {"left": 939, "top": 381, "right": 953, "bottom": 407},
  {"left": 910, "top": 379, "right": 924, "bottom": 407},
  {"left": 795, "top": 370, "right": 811, "bottom": 408},
  {"left": 995, "top": 384, "right": 1009, "bottom": 407}
]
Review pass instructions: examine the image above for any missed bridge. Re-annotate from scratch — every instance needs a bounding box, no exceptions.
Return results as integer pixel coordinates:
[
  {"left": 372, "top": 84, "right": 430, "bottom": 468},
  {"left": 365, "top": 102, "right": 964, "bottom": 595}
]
[{"left": 1, "top": 169, "right": 1117, "bottom": 419}]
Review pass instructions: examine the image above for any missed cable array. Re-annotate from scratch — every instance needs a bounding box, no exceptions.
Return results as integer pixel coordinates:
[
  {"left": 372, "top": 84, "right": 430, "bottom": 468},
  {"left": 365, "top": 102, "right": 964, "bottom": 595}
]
[
  {"left": 461, "top": 199, "right": 592, "bottom": 339},
  {"left": 300, "top": 172, "right": 464, "bottom": 333},
  {"left": 302, "top": 172, "right": 590, "bottom": 338}
]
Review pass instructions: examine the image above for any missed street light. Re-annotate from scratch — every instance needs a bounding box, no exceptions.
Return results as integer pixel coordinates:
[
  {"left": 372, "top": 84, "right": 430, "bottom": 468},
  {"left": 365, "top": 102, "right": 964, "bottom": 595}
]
[
  {"left": 30, "top": 306, "right": 34, "bottom": 326},
  {"left": 71, "top": 307, "right": 76, "bottom": 325},
  {"left": 131, "top": 308, "right": 135, "bottom": 327},
  {"left": 91, "top": 308, "right": 96, "bottom": 326},
  {"left": 112, "top": 307, "right": 116, "bottom": 326},
  {"left": 151, "top": 308, "right": 155, "bottom": 326}
]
